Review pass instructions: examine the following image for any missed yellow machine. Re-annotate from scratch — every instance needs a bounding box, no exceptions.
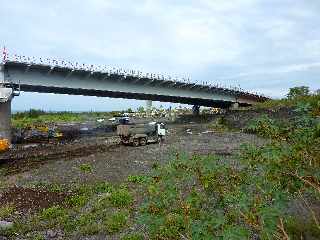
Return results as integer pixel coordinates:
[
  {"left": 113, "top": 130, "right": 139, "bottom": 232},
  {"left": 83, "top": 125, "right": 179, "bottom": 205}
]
[{"left": 0, "top": 139, "right": 9, "bottom": 152}]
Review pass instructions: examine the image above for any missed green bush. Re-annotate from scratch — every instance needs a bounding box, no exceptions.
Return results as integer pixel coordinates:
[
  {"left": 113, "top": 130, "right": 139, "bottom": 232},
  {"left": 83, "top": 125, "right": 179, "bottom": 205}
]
[
  {"left": 66, "top": 194, "right": 89, "bottom": 208},
  {"left": 93, "top": 181, "right": 113, "bottom": 194},
  {"left": 245, "top": 115, "right": 285, "bottom": 140},
  {"left": 287, "top": 86, "right": 310, "bottom": 99},
  {"left": 0, "top": 205, "right": 15, "bottom": 219},
  {"left": 127, "top": 175, "right": 149, "bottom": 184},
  {"left": 79, "top": 163, "right": 93, "bottom": 173},
  {"left": 104, "top": 211, "right": 129, "bottom": 233},
  {"left": 108, "top": 187, "right": 134, "bottom": 208}
]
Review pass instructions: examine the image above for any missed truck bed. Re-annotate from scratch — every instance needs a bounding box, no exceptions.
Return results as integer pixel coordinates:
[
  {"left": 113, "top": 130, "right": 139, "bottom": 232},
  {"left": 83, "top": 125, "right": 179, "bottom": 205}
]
[{"left": 117, "top": 124, "right": 156, "bottom": 136}]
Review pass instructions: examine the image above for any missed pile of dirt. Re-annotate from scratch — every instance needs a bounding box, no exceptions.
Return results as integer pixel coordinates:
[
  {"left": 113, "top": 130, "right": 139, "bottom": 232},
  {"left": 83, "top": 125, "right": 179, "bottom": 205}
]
[
  {"left": 0, "top": 186, "right": 70, "bottom": 212},
  {"left": 175, "top": 107, "right": 297, "bottom": 129}
]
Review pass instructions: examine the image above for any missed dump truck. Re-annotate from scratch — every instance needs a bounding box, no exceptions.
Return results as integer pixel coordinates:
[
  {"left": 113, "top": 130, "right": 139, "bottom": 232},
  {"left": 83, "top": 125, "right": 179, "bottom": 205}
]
[
  {"left": 117, "top": 122, "right": 166, "bottom": 147},
  {"left": 0, "top": 139, "right": 9, "bottom": 152}
]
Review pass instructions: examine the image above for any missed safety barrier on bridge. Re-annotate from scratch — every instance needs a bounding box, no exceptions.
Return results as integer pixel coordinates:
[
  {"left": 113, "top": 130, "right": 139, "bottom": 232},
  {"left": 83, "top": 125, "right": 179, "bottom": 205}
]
[{"left": 1, "top": 47, "right": 270, "bottom": 102}]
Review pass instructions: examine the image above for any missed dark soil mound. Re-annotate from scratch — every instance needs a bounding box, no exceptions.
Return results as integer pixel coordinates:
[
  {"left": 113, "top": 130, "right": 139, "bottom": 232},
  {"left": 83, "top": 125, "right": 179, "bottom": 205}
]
[{"left": 0, "top": 187, "right": 69, "bottom": 212}]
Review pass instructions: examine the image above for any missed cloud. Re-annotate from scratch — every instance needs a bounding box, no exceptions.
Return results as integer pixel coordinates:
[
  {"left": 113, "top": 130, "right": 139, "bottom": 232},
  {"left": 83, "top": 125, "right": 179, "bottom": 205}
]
[
  {"left": 0, "top": 0, "right": 319, "bottom": 110},
  {"left": 219, "top": 62, "right": 320, "bottom": 79}
]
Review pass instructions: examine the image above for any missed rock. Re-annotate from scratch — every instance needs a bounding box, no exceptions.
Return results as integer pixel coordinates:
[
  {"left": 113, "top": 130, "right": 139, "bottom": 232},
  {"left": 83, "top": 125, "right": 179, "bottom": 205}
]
[
  {"left": 0, "top": 236, "right": 8, "bottom": 240},
  {"left": 0, "top": 221, "right": 13, "bottom": 230},
  {"left": 46, "top": 229, "right": 57, "bottom": 238}
]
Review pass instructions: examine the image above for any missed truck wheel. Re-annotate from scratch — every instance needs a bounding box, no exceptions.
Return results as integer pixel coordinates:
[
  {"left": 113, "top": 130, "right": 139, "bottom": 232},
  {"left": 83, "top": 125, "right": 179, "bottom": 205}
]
[
  {"left": 133, "top": 138, "right": 140, "bottom": 147},
  {"left": 158, "top": 136, "right": 164, "bottom": 143},
  {"left": 139, "top": 137, "right": 147, "bottom": 146}
]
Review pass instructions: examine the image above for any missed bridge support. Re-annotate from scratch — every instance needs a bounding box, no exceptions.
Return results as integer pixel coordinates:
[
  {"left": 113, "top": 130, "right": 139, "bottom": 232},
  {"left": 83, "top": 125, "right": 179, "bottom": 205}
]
[
  {"left": 146, "top": 100, "right": 152, "bottom": 117},
  {"left": 230, "top": 102, "right": 239, "bottom": 110},
  {"left": 192, "top": 105, "right": 200, "bottom": 115},
  {"left": 0, "top": 87, "right": 13, "bottom": 143}
]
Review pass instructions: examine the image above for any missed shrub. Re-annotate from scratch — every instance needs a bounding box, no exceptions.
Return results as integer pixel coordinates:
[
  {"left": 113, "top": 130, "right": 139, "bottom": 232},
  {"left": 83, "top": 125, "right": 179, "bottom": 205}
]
[
  {"left": 78, "top": 213, "right": 102, "bottom": 235},
  {"left": 40, "top": 206, "right": 71, "bottom": 228},
  {"left": 287, "top": 86, "right": 310, "bottom": 99},
  {"left": 104, "top": 211, "right": 129, "bottom": 233},
  {"left": 0, "top": 205, "right": 15, "bottom": 219},
  {"left": 79, "top": 163, "right": 93, "bottom": 173},
  {"left": 108, "top": 187, "right": 133, "bottom": 208},
  {"left": 127, "top": 175, "right": 149, "bottom": 184},
  {"left": 66, "top": 194, "right": 88, "bottom": 208},
  {"left": 245, "top": 115, "right": 284, "bottom": 139},
  {"left": 93, "top": 182, "right": 113, "bottom": 194}
]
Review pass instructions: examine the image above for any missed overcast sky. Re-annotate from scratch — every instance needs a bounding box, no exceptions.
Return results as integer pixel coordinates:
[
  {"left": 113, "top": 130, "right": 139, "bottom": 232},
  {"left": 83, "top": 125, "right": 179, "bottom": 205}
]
[{"left": 1, "top": 0, "right": 320, "bottom": 111}]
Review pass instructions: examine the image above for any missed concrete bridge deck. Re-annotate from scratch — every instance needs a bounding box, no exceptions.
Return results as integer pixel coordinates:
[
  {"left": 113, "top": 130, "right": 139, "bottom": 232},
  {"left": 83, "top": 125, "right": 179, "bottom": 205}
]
[{"left": 0, "top": 53, "right": 269, "bottom": 142}]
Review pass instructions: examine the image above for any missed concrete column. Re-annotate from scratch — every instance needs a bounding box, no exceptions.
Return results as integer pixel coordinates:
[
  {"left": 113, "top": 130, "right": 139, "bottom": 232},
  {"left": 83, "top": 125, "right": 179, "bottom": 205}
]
[
  {"left": 0, "top": 87, "right": 13, "bottom": 143},
  {"left": 146, "top": 100, "right": 152, "bottom": 117},
  {"left": 0, "top": 99, "right": 12, "bottom": 142},
  {"left": 192, "top": 105, "right": 200, "bottom": 115},
  {"left": 230, "top": 102, "right": 239, "bottom": 110}
]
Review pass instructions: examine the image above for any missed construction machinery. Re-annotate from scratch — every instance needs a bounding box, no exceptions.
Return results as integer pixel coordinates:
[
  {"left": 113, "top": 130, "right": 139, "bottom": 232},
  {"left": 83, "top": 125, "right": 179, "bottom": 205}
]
[
  {"left": 0, "top": 139, "right": 9, "bottom": 152},
  {"left": 12, "top": 125, "right": 64, "bottom": 144},
  {"left": 117, "top": 122, "right": 166, "bottom": 147}
]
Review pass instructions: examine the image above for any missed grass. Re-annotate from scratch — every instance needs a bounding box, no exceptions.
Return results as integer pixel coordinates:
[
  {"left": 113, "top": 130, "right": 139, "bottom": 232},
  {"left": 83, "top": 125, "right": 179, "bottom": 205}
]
[
  {"left": 121, "top": 233, "right": 144, "bottom": 240},
  {"left": 2, "top": 90, "right": 319, "bottom": 239},
  {"left": 253, "top": 94, "right": 320, "bottom": 116},
  {"left": 11, "top": 109, "right": 123, "bottom": 128},
  {"left": 0, "top": 181, "right": 136, "bottom": 238},
  {"left": 0, "top": 205, "right": 15, "bottom": 220},
  {"left": 40, "top": 206, "right": 69, "bottom": 222},
  {"left": 104, "top": 211, "right": 129, "bottom": 233},
  {"left": 65, "top": 194, "right": 89, "bottom": 208},
  {"left": 208, "top": 116, "right": 230, "bottom": 132},
  {"left": 108, "top": 187, "right": 134, "bottom": 208},
  {"left": 12, "top": 110, "right": 85, "bottom": 128},
  {"left": 31, "top": 181, "right": 65, "bottom": 193},
  {"left": 79, "top": 163, "right": 93, "bottom": 173},
  {"left": 127, "top": 175, "right": 149, "bottom": 184}
]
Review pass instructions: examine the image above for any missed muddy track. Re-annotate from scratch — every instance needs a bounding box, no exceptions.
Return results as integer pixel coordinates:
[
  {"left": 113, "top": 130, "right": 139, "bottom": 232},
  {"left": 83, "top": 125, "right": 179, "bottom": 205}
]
[{"left": 1, "top": 141, "right": 120, "bottom": 175}]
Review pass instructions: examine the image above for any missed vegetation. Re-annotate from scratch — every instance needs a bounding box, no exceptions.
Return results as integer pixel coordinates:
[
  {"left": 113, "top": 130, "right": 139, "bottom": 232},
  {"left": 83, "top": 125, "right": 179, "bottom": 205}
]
[
  {"left": 287, "top": 86, "right": 310, "bottom": 99},
  {"left": 0, "top": 205, "right": 15, "bottom": 220},
  {"left": 1, "top": 86, "right": 319, "bottom": 239},
  {"left": 138, "top": 87, "right": 319, "bottom": 239},
  {"left": 11, "top": 109, "right": 122, "bottom": 128},
  {"left": 208, "top": 116, "right": 230, "bottom": 132},
  {"left": 0, "top": 181, "right": 136, "bottom": 238},
  {"left": 253, "top": 86, "right": 320, "bottom": 114},
  {"left": 127, "top": 175, "right": 149, "bottom": 184},
  {"left": 104, "top": 211, "right": 129, "bottom": 233},
  {"left": 108, "top": 187, "right": 134, "bottom": 208},
  {"left": 78, "top": 163, "right": 93, "bottom": 173}
]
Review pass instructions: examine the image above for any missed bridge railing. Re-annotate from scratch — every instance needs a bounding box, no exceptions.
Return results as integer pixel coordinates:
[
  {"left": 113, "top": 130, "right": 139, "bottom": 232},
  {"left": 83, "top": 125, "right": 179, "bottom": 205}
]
[{"left": 2, "top": 47, "right": 270, "bottom": 102}]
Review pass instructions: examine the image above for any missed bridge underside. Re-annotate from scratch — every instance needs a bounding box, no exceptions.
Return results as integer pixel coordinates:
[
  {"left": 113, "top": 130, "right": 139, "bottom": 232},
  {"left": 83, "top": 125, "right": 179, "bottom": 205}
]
[
  {"left": 17, "top": 84, "right": 246, "bottom": 108},
  {"left": 2, "top": 61, "right": 265, "bottom": 109},
  {"left": 0, "top": 58, "right": 268, "bottom": 144}
]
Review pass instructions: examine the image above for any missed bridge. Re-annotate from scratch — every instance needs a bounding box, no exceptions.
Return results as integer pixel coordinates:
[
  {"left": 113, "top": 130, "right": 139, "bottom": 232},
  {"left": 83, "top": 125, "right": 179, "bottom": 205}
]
[{"left": 0, "top": 51, "right": 269, "bottom": 142}]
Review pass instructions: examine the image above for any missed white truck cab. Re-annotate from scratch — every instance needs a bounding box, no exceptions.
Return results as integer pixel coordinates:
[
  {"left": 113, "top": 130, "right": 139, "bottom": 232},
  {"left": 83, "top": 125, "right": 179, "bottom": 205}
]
[{"left": 157, "top": 123, "right": 166, "bottom": 137}]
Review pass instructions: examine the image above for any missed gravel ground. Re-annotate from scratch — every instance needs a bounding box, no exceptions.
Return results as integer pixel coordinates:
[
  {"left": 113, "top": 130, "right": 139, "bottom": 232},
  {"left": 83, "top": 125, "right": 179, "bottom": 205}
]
[
  {"left": 0, "top": 122, "right": 267, "bottom": 240},
  {"left": 0, "top": 123, "right": 266, "bottom": 189}
]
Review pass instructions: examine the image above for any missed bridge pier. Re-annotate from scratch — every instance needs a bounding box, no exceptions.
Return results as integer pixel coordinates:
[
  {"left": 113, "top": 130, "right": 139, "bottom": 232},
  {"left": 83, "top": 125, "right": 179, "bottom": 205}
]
[
  {"left": 230, "top": 102, "right": 239, "bottom": 110},
  {"left": 0, "top": 87, "right": 13, "bottom": 143},
  {"left": 146, "top": 100, "right": 152, "bottom": 117},
  {"left": 192, "top": 105, "right": 200, "bottom": 115}
]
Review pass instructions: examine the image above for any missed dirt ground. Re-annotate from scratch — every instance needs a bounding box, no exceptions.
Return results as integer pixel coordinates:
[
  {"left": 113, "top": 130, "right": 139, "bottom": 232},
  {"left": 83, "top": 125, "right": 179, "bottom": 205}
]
[
  {"left": 0, "top": 120, "right": 268, "bottom": 240},
  {"left": 0, "top": 123, "right": 265, "bottom": 192}
]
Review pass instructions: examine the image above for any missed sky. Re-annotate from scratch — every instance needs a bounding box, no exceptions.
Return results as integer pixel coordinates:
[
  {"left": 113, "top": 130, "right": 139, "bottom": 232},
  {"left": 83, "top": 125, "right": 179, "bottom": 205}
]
[{"left": 1, "top": 0, "right": 320, "bottom": 111}]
